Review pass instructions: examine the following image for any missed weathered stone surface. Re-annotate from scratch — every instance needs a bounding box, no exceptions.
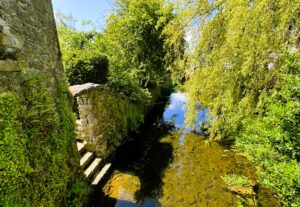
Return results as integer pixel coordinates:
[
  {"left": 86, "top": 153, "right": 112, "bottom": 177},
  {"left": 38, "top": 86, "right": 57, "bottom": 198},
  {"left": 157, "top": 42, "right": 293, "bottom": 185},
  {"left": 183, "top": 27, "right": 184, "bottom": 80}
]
[
  {"left": 71, "top": 84, "right": 137, "bottom": 158},
  {"left": 0, "top": 0, "right": 65, "bottom": 93},
  {"left": 70, "top": 83, "right": 103, "bottom": 97},
  {"left": 0, "top": 60, "right": 20, "bottom": 71},
  {"left": 0, "top": 0, "right": 84, "bottom": 205}
]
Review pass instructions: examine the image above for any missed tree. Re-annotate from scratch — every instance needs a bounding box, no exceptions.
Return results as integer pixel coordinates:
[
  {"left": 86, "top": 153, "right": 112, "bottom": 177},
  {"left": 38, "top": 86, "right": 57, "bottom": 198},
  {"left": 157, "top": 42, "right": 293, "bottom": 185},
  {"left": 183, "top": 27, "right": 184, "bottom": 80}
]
[
  {"left": 174, "top": 0, "right": 300, "bottom": 205},
  {"left": 184, "top": 0, "right": 300, "bottom": 140},
  {"left": 57, "top": 21, "right": 109, "bottom": 85},
  {"left": 103, "top": 0, "right": 184, "bottom": 102}
]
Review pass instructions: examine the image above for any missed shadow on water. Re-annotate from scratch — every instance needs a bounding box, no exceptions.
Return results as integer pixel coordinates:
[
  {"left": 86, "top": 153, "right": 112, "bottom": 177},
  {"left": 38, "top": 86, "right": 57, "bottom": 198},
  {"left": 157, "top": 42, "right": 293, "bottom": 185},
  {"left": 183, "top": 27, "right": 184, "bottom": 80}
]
[
  {"left": 115, "top": 98, "right": 175, "bottom": 203},
  {"left": 88, "top": 92, "right": 282, "bottom": 207},
  {"left": 89, "top": 95, "right": 175, "bottom": 207}
]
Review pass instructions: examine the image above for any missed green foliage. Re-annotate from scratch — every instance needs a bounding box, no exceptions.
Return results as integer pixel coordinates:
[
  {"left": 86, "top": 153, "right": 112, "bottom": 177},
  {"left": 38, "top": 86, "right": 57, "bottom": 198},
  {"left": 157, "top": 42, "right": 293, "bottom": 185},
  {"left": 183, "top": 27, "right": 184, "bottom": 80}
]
[
  {"left": 65, "top": 53, "right": 109, "bottom": 86},
  {"left": 0, "top": 74, "right": 89, "bottom": 206},
  {"left": 57, "top": 0, "right": 182, "bottom": 103},
  {"left": 105, "top": 0, "right": 167, "bottom": 86},
  {"left": 91, "top": 87, "right": 144, "bottom": 151},
  {"left": 67, "top": 180, "right": 90, "bottom": 207},
  {"left": 0, "top": 93, "right": 32, "bottom": 206},
  {"left": 185, "top": 0, "right": 300, "bottom": 140},
  {"left": 222, "top": 174, "right": 252, "bottom": 187},
  {"left": 58, "top": 27, "right": 109, "bottom": 85},
  {"left": 107, "top": 70, "right": 152, "bottom": 104},
  {"left": 236, "top": 53, "right": 300, "bottom": 206},
  {"left": 176, "top": 0, "right": 300, "bottom": 205},
  {"left": 102, "top": 0, "right": 182, "bottom": 102}
]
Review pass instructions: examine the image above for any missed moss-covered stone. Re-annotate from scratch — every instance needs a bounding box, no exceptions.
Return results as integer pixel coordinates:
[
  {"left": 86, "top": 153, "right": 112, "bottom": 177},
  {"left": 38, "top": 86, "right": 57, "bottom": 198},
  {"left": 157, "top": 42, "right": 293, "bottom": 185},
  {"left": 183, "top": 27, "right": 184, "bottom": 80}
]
[
  {"left": 0, "top": 0, "right": 89, "bottom": 206},
  {"left": 70, "top": 83, "right": 143, "bottom": 157}
]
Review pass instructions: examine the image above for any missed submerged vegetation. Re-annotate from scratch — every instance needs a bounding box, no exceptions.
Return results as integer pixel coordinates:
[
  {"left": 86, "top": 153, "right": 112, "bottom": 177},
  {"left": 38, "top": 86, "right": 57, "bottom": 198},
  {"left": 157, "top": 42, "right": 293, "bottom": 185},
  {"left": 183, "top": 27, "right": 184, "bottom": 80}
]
[
  {"left": 1, "top": 0, "right": 299, "bottom": 206},
  {"left": 57, "top": 0, "right": 299, "bottom": 206},
  {"left": 167, "top": 0, "right": 300, "bottom": 206}
]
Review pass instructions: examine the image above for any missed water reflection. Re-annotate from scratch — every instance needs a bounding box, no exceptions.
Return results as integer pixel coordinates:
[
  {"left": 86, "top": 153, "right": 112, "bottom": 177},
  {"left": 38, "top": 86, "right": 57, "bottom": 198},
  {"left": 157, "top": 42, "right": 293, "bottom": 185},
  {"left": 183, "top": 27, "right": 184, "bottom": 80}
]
[
  {"left": 163, "top": 93, "right": 208, "bottom": 146},
  {"left": 163, "top": 93, "right": 187, "bottom": 128},
  {"left": 90, "top": 95, "right": 174, "bottom": 207},
  {"left": 90, "top": 92, "right": 281, "bottom": 207}
]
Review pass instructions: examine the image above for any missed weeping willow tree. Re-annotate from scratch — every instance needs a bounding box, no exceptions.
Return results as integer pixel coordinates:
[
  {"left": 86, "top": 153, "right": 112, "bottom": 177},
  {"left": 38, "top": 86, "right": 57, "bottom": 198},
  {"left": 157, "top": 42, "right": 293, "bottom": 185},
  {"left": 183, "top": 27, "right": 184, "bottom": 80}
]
[
  {"left": 164, "top": 0, "right": 300, "bottom": 206},
  {"left": 184, "top": 0, "right": 299, "bottom": 139}
]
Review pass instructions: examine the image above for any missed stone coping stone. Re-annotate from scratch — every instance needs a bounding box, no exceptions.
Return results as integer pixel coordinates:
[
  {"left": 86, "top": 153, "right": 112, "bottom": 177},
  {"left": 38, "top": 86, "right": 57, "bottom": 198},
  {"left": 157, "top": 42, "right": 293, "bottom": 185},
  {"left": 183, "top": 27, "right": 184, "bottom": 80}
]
[
  {"left": 69, "top": 83, "right": 126, "bottom": 99},
  {"left": 69, "top": 83, "right": 106, "bottom": 97}
]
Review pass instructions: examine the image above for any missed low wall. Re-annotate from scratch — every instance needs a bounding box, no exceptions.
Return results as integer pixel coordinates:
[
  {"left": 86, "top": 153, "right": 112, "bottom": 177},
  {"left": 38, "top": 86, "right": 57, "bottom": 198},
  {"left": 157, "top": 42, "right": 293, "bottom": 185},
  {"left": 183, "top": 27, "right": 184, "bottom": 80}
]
[{"left": 70, "top": 83, "right": 143, "bottom": 158}]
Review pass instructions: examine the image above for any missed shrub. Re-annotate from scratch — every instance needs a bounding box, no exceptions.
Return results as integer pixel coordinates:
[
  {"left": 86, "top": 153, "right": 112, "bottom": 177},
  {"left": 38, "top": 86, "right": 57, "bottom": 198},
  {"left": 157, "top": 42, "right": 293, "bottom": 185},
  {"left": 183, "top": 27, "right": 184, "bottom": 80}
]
[
  {"left": 236, "top": 52, "right": 300, "bottom": 206},
  {"left": 65, "top": 54, "right": 109, "bottom": 85}
]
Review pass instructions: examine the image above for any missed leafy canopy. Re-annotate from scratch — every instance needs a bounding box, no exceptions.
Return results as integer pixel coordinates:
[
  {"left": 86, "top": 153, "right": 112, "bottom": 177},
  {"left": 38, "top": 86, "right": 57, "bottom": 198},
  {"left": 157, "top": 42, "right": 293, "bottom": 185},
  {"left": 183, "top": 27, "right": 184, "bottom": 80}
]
[{"left": 170, "top": 0, "right": 300, "bottom": 205}]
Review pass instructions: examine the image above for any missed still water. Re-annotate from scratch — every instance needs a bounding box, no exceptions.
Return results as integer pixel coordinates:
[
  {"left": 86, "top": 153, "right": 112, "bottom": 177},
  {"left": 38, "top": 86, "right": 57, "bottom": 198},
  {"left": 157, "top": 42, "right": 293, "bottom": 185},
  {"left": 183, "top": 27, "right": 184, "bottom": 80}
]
[{"left": 90, "top": 93, "right": 281, "bottom": 207}]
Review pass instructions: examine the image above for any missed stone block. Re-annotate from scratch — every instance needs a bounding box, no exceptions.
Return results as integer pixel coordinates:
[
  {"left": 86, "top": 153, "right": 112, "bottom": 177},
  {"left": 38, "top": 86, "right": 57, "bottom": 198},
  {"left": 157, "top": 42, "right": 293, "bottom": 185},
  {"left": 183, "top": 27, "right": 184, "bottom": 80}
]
[
  {"left": 16, "top": 60, "right": 28, "bottom": 70},
  {"left": 80, "top": 118, "right": 88, "bottom": 126},
  {"left": 0, "top": 60, "right": 20, "bottom": 72},
  {"left": 79, "top": 105, "right": 93, "bottom": 110},
  {"left": 87, "top": 115, "right": 98, "bottom": 125},
  {"left": 79, "top": 109, "right": 90, "bottom": 117}
]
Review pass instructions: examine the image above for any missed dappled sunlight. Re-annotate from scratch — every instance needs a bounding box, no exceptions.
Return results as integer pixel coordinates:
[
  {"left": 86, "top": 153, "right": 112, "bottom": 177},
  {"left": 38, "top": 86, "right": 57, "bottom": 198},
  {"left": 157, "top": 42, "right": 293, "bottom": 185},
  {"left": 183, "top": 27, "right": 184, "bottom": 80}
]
[{"left": 103, "top": 171, "right": 141, "bottom": 203}]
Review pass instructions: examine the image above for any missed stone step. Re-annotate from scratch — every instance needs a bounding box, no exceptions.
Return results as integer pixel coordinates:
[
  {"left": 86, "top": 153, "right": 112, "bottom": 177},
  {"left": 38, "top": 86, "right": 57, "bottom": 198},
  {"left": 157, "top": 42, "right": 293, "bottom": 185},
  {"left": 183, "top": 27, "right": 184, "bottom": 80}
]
[
  {"left": 75, "top": 120, "right": 82, "bottom": 131},
  {"left": 75, "top": 131, "right": 85, "bottom": 140},
  {"left": 84, "top": 158, "right": 101, "bottom": 178},
  {"left": 76, "top": 119, "right": 82, "bottom": 126},
  {"left": 80, "top": 152, "right": 93, "bottom": 167},
  {"left": 76, "top": 136, "right": 85, "bottom": 141},
  {"left": 91, "top": 163, "right": 112, "bottom": 185},
  {"left": 77, "top": 142, "right": 85, "bottom": 152}
]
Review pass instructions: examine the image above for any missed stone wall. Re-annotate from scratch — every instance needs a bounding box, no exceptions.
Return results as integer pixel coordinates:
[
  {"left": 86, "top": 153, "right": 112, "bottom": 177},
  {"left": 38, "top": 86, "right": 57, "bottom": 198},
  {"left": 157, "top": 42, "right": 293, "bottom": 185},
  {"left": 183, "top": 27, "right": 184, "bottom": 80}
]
[
  {"left": 0, "top": 1, "right": 88, "bottom": 206},
  {"left": 70, "top": 83, "right": 143, "bottom": 158},
  {"left": 0, "top": 0, "right": 63, "bottom": 94}
]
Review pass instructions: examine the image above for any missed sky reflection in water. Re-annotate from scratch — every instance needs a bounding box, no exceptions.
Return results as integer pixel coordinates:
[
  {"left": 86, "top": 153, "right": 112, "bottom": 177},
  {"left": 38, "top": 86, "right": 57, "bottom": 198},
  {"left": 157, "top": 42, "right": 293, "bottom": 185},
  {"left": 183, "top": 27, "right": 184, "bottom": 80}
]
[
  {"left": 163, "top": 93, "right": 208, "bottom": 145},
  {"left": 104, "top": 93, "right": 208, "bottom": 207},
  {"left": 99, "top": 93, "right": 279, "bottom": 207}
]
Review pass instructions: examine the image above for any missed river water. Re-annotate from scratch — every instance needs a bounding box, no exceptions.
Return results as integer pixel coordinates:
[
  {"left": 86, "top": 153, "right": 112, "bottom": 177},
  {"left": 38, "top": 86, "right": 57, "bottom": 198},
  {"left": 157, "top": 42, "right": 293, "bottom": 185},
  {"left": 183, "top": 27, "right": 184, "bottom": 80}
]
[{"left": 90, "top": 93, "right": 281, "bottom": 207}]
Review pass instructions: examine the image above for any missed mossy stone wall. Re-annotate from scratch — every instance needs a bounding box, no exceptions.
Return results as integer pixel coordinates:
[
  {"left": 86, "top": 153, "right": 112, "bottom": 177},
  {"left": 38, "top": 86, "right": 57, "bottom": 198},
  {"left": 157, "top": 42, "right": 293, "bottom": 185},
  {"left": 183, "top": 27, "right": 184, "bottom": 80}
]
[
  {"left": 70, "top": 83, "right": 143, "bottom": 158},
  {"left": 0, "top": 0, "right": 88, "bottom": 206}
]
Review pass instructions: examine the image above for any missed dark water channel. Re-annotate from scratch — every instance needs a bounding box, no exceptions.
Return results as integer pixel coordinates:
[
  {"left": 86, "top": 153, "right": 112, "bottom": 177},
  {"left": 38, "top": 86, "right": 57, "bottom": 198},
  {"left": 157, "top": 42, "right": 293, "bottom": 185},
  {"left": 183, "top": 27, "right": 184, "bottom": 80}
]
[{"left": 90, "top": 93, "right": 281, "bottom": 207}]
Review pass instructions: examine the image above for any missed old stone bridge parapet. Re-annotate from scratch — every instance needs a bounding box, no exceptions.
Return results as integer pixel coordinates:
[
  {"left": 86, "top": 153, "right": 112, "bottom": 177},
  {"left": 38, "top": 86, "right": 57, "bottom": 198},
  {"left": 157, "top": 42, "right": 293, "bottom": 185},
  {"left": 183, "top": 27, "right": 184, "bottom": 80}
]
[
  {"left": 70, "top": 83, "right": 109, "bottom": 157},
  {"left": 70, "top": 83, "right": 140, "bottom": 158}
]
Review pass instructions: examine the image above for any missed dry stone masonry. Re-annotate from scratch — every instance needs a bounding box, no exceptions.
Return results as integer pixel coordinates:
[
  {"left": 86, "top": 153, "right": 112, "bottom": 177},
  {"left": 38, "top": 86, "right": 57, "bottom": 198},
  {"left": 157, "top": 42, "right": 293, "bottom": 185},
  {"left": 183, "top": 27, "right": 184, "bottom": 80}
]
[
  {"left": 70, "top": 81, "right": 148, "bottom": 161},
  {"left": 0, "top": 0, "right": 64, "bottom": 94},
  {"left": 70, "top": 83, "right": 127, "bottom": 158},
  {"left": 0, "top": 1, "right": 87, "bottom": 205}
]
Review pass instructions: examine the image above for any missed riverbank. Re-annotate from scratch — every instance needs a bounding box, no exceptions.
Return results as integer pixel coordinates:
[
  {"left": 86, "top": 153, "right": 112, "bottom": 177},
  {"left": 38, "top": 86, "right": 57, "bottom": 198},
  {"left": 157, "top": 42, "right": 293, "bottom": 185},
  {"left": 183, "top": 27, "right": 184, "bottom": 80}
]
[{"left": 87, "top": 92, "right": 281, "bottom": 207}]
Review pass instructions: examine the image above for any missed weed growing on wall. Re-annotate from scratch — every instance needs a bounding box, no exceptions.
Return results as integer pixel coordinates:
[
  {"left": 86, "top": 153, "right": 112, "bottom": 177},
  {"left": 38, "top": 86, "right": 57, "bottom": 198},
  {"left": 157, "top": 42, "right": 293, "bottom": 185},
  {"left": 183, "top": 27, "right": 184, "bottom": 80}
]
[
  {"left": 0, "top": 74, "right": 89, "bottom": 206},
  {"left": 91, "top": 87, "right": 144, "bottom": 152}
]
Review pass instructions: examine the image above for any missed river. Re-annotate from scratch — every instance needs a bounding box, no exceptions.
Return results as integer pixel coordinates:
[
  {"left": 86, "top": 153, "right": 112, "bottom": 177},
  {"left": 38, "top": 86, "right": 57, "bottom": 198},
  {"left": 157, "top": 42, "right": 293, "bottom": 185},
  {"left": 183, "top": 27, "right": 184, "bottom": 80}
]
[{"left": 89, "top": 92, "right": 281, "bottom": 207}]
